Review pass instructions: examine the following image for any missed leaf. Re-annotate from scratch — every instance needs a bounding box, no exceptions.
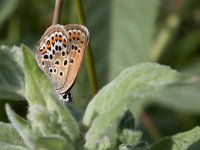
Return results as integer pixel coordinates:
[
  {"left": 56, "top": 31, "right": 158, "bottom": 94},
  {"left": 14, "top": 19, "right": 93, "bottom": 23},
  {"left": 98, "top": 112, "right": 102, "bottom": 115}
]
[
  {"left": 5, "top": 104, "right": 33, "bottom": 149},
  {"left": 6, "top": 104, "right": 75, "bottom": 150},
  {"left": 150, "top": 126, "right": 200, "bottom": 150},
  {"left": 119, "top": 141, "right": 149, "bottom": 150},
  {"left": 118, "top": 129, "right": 142, "bottom": 147},
  {"left": 84, "top": 107, "right": 128, "bottom": 149},
  {"left": 0, "top": 142, "right": 28, "bottom": 150},
  {"left": 83, "top": 62, "right": 185, "bottom": 127},
  {"left": 149, "top": 81, "right": 200, "bottom": 114},
  {"left": 21, "top": 44, "right": 79, "bottom": 143},
  {"left": 34, "top": 136, "right": 75, "bottom": 150},
  {"left": 0, "top": 0, "right": 19, "bottom": 29},
  {"left": 84, "top": 0, "right": 160, "bottom": 85},
  {"left": 73, "top": 0, "right": 161, "bottom": 96},
  {"left": 83, "top": 63, "right": 186, "bottom": 149},
  {"left": 107, "top": 0, "right": 160, "bottom": 79},
  {"left": 0, "top": 122, "right": 24, "bottom": 146},
  {"left": 0, "top": 45, "right": 25, "bottom": 100}
]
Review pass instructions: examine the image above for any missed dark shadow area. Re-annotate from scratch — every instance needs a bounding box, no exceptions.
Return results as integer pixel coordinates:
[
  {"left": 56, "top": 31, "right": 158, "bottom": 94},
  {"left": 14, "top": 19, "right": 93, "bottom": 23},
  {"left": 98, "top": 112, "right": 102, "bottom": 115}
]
[
  {"left": 118, "top": 110, "right": 135, "bottom": 130},
  {"left": 0, "top": 100, "right": 28, "bottom": 122},
  {"left": 150, "top": 138, "right": 173, "bottom": 150}
]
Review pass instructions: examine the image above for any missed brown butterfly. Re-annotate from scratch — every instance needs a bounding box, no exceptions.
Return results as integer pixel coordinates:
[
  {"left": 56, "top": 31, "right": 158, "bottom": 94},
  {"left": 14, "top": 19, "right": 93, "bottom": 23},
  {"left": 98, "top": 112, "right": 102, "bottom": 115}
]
[{"left": 36, "top": 24, "right": 89, "bottom": 102}]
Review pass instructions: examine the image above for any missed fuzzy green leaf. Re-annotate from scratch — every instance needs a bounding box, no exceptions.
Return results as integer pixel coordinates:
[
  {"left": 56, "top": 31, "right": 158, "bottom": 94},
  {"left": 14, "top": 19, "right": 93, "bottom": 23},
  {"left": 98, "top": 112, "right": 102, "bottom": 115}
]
[
  {"left": 0, "top": 122, "right": 24, "bottom": 146},
  {"left": 0, "top": 45, "right": 24, "bottom": 100},
  {"left": 119, "top": 142, "right": 149, "bottom": 150},
  {"left": 149, "top": 81, "right": 200, "bottom": 114},
  {"left": 150, "top": 126, "right": 200, "bottom": 150},
  {"left": 5, "top": 104, "right": 33, "bottom": 149},
  {"left": 83, "top": 63, "right": 186, "bottom": 149},
  {"left": 34, "top": 136, "right": 75, "bottom": 150},
  {"left": 0, "top": 142, "right": 28, "bottom": 150},
  {"left": 83, "top": 62, "right": 185, "bottom": 127},
  {"left": 118, "top": 129, "right": 142, "bottom": 147},
  {"left": 84, "top": 107, "right": 128, "bottom": 149},
  {"left": 84, "top": 95, "right": 144, "bottom": 149},
  {"left": 6, "top": 104, "right": 75, "bottom": 150},
  {"left": 21, "top": 44, "right": 79, "bottom": 142}
]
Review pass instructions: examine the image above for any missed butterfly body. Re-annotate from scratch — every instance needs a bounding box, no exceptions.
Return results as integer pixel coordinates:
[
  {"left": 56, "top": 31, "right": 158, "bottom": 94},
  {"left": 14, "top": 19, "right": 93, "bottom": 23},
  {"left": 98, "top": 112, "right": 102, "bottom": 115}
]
[{"left": 36, "top": 24, "right": 89, "bottom": 102}]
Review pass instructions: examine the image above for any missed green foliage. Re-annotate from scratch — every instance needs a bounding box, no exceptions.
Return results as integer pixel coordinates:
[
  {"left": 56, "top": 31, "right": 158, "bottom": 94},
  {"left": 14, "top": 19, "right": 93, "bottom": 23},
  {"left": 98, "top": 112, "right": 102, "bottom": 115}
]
[
  {"left": 150, "top": 81, "right": 200, "bottom": 113},
  {"left": 83, "top": 63, "right": 185, "bottom": 127},
  {"left": 150, "top": 126, "right": 200, "bottom": 150},
  {"left": 0, "top": 45, "right": 200, "bottom": 149},
  {"left": 0, "top": 122, "right": 25, "bottom": 149},
  {"left": 4, "top": 45, "right": 79, "bottom": 150},
  {"left": 0, "top": 0, "right": 19, "bottom": 29},
  {"left": 0, "top": 45, "right": 24, "bottom": 100},
  {"left": 83, "top": 0, "right": 160, "bottom": 88}
]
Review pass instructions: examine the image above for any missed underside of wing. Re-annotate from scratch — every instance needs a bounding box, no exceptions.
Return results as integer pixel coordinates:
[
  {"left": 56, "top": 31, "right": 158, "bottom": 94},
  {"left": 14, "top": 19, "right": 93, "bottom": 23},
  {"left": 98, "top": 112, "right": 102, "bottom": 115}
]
[{"left": 58, "top": 24, "right": 89, "bottom": 93}]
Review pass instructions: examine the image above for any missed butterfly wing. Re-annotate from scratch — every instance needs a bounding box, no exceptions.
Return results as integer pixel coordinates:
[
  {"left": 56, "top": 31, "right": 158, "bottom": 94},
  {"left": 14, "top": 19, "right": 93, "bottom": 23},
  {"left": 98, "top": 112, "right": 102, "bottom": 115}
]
[
  {"left": 36, "top": 24, "right": 70, "bottom": 91},
  {"left": 36, "top": 24, "right": 89, "bottom": 97},
  {"left": 59, "top": 24, "right": 89, "bottom": 94}
]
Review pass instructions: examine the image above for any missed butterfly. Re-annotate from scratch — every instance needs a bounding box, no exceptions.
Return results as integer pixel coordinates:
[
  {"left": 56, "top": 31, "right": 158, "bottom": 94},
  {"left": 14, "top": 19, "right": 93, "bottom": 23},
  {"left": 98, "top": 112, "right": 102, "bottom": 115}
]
[{"left": 36, "top": 24, "right": 89, "bottom": 102}]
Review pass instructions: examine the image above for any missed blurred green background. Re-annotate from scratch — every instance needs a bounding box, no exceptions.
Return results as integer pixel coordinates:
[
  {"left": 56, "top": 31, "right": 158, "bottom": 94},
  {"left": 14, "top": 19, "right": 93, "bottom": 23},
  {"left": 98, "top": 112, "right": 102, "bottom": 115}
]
[{"left": 0, "top": 0, "right": 200, "bottom": 144}]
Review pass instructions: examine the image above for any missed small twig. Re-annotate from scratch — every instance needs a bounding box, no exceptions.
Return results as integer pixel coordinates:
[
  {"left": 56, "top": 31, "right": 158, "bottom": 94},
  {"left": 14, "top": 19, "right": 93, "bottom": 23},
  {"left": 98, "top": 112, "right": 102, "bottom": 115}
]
[
  {"left": 74, "top": 0, "right": 99, "bottom": 96},
  {"left": 149, "top": 14, "right": 180, "bottom": 61},
  {"left": 52, "top": 0, "right": 63, "bottom": 25},
  {"left": 141, "top": 112, "right": 162, "bottom": 141}
]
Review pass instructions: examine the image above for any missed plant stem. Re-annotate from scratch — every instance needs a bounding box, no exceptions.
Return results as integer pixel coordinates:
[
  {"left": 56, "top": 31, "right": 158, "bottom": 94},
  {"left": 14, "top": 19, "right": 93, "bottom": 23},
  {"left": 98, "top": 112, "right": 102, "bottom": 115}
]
[
  {"left": 74, "top": 0, "right": 98, "bottom": 96},
  {"left": 141, "top": 112, "right": 162, "bottom": 141},
  {"left": 52, "top": 0, "right": 63, "bottom": 25},
  {"left": 149, "top": 14, "right": 180, "bottom": 62}
]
